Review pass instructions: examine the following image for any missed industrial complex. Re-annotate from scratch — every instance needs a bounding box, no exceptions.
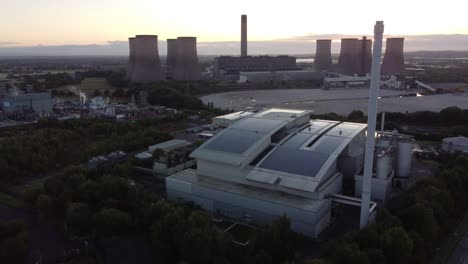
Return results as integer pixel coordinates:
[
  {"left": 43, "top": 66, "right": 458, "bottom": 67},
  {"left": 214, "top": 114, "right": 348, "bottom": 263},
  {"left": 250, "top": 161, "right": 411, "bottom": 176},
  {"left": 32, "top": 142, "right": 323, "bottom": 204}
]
[{"left": 166, "top": 108, "right": 415, "bottom": 236}]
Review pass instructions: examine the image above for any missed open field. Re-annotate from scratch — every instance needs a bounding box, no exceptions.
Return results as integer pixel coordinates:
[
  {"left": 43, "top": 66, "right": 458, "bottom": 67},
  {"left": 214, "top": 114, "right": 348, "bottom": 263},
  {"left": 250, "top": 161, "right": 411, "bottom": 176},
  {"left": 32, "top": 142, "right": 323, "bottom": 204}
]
[
  {"left": 201, "top": 88, "right": 468, "bottom": 114},
  {"left": 61, "top": 77, "right": 115, "bottom": 95},
  {"left": 0, "top": 73, "right": 8, "bottom": 79}
]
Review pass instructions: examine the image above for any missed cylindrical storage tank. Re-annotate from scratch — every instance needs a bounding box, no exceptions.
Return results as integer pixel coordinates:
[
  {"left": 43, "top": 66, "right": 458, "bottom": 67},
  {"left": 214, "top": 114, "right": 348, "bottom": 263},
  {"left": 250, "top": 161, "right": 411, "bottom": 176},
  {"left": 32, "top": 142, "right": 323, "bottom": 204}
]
[
  {"left": 381, "top": 38, "right": 405, "bottom": 76},
  {"left": 173, "top": 37, "right": 201, "bottom": 81},
  {"left": 376, "top": 154, "right": 392, "bottom": 180},
  {"left": 131, "top": 35, "right": 164, "bottom": 83},
  {"left": 166, "top": 39, "right": 178, "bottom": 79},
  {"left": 376, "top": 136, "right": 392, "bottom": 149},
  {"left": 125, "top": 37, "right": 136, "bottom": 80},
  {"left": 396, "top": 140, "right": 412, "bottom": 178},
  {"left": 337, "top": 38, "right": 360, "bottom": 75},
  {"left": 314, "top": 39, "right": 333, "bottom": 71}
]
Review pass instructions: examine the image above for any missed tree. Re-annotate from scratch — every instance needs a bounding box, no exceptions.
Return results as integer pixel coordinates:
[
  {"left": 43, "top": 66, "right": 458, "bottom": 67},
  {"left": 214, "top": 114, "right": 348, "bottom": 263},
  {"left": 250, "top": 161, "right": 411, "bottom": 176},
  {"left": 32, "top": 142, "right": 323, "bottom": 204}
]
[
  {"left": 36, "top": 194, "right": 53, "bottom": 214},
  {"left": 93, "top": 208, "right": 131, "bottom": 237},
  {"left": 379, "top": 226, "right": 413, "bottom": 263},
  {"left": 67, "top": 203, "right": 91, "bottom": 235},
  {"left": 348, "top": 110, "right": 365, "bottom": 121}
]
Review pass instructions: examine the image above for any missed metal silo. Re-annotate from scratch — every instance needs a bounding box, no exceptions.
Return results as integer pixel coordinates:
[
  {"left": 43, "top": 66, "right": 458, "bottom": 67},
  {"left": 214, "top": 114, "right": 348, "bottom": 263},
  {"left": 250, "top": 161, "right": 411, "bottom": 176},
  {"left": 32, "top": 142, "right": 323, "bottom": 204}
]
[
  {"left": 376, "top": 153, "right": 392, "bottom": 180},
  {"left": 396, "top": 140, "right": 412, "bottom": 178}
]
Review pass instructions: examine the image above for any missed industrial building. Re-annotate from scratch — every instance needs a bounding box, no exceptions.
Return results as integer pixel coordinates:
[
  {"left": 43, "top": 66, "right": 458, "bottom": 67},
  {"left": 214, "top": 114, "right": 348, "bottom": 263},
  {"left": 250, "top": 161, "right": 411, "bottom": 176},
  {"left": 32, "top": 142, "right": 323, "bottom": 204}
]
[
  {"left": 442, "top": 136, "right": 468, "bottom": 153},
  {"left": 214, "top": 56, "right": 300, "bottom": 79},
  {"left": 239, "top": 70, "right": 324, "bottom": 83},
  {"left": 314, "top": 40, "right": 333, "bottom": 71},
  {"left": 166, "top": 108, "right": 371, "bottom": 237},
  {"left": 355, "top": 131, "right": 413, "bottom": 203},
  {"left": 172, "top": 37, "right": 201, "bottom": 81},
  {"left": 381, "top": 38, "right": 405, "bottom": 76},
  {"left": 213, "top": 15, "right": 300, "bottom": 80},
  {"left": 212, "top": 111, "right": 255, "bottom": 127},
  {"left": 129, "top": 35, "right": 164, "bottom": 83},
  {"left": 1, "top": 93, "right": 52, "bottom": 116}
]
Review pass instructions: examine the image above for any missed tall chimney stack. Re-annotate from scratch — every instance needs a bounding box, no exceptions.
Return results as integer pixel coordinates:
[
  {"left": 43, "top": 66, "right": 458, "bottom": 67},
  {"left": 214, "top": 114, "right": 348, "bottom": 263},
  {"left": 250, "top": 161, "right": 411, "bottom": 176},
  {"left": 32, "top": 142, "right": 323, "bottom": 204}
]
[{"left": 241, "top": 14, "right": 247, "bottom": 57}]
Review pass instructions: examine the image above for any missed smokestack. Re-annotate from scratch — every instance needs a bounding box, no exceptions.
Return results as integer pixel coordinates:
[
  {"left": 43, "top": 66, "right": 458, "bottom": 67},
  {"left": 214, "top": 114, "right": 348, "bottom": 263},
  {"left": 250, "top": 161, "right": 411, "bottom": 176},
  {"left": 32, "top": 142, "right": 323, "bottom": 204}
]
[
  {"left": 360, "top": 21, "right": 384, "bottom": 229},
  {"left": 241, "top": 14, "right": 247, "bottom": 57},
  {"left": 166, "top": 39, "right": 178, "bottom": 80},
  {"left": 173, "top": 37, "right": 201, "bottom": 81},
  {"left": 358, "top": 37, "right": 372, "bottom": 76},
  {"left": 381, "top": 38, "right": 405, "bottom": 76},
  {"left": 337, "top": 38, "right": 360, "bottom": 75},
  {"left": 125, "top": 37, "right": 136, "bottom": 81},
  {"left": 131, "top": 35, "right": 164, "bottom": 83},
  {"left": 314, "top": 39, "right": 333, "bottom": 71}
]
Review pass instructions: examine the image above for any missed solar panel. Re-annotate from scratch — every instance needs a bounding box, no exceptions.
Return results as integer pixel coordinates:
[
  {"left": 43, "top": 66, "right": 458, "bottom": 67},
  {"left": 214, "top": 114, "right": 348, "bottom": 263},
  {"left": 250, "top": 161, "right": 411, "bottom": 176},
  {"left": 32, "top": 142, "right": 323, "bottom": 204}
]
[
  {"left": 259, "top": 147, "right": 329, "bottom": 177},
  {"left": 282, "top": 133, "right": 311, "bottom": 149},
  {"left": 230, "top": 117, "right": 285, "bottom": 132},
  {"left": 312, "top": 136, "right": 346, "bottom": 154},
  {"left": 204, "top": 129, "right": 265, "bottom": 154}
]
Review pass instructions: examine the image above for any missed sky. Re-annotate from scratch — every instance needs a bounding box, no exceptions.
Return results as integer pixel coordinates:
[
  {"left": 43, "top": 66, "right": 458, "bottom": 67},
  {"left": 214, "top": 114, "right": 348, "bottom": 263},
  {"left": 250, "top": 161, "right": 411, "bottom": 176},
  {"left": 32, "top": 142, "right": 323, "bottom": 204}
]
[{"left": 1, "top": 0, "right": 468, "bottom": 55}]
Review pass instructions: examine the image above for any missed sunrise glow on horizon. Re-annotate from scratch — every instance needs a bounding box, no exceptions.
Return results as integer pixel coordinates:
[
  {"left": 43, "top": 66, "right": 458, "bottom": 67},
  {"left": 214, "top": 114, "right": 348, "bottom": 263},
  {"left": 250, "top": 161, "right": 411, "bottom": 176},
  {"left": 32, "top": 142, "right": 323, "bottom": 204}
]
[{"left": 2, "top": 0, "right": 468, "bottom": 46}]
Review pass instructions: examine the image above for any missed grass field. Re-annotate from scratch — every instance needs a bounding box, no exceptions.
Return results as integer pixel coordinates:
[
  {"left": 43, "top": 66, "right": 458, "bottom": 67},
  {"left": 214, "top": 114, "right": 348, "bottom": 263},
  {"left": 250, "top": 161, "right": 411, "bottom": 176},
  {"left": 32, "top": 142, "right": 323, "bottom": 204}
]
[
  {"left": 62, "top": 77, "right": 116, "bottom": 96},
  {"left": 0, "top": 73, "right": 8, "bottom": 80}
]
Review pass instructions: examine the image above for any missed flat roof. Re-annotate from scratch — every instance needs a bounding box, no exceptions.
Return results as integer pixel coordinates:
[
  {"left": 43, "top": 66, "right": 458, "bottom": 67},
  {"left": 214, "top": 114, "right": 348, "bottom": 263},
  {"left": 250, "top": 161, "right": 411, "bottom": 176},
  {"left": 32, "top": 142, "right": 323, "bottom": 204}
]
[{"left": 214, "top": 111, "right": 255, "bottom": 121}]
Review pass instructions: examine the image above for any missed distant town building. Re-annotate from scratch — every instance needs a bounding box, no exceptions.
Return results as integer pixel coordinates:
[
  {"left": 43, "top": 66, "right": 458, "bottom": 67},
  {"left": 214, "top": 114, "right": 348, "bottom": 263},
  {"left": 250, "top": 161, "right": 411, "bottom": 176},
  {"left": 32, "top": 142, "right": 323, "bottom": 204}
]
[
  {"left": 0, "top": 92, "right": 52, "bottom": 116},
  {"left": 442, "top": 136, "right": 468, "bottom": 153}
]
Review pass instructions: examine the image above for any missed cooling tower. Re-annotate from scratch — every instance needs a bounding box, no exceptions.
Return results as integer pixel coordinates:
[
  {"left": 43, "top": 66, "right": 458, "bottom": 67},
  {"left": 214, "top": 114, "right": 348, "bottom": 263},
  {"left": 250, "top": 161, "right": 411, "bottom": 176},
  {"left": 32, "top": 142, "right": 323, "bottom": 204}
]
[
  {"left": 381, "top": 38, "right": 405, "bottom": 76},
  {"left": 125, "top": 37, "right": 136, "bottom": 80},
  {"left": 241, "top": 15, "right": 247, "bottom": 57},
  {"left": 314, "top": 39, "right": 333, "bottom": 71},
  {"left": 173, "top": 37, "right": 201, "bottom": 81},
  {"left": 131, "top": 35, "right": 164, "bottom": 83},
  {"left": 166, "top": 39, "right": 178, "bottom": 79},
  {"left": 337, "top": 38, "right": 360, "bottom": 75},
  {"left": 358, "top": 37, "right": 372, "bottom": 76}
]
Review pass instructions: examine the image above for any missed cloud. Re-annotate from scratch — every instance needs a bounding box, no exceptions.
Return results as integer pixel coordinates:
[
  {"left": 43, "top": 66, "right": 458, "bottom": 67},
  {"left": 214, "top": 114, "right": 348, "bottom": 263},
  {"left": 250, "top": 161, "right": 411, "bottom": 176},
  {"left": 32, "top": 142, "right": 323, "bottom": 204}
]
[
  {"left": 0, "top": 42, "right": 18, "bottom": 47},
  {"left": 1, "top": 35, "right": 468, "bottom": 57}
]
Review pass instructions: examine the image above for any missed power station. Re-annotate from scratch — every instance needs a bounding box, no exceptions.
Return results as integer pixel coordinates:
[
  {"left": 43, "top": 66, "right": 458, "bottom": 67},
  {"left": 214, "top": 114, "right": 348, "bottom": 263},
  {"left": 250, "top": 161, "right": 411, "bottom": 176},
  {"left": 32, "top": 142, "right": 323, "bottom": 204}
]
[
  {"left": 125, "top": 37, "right": 136, "bottom": 81},
  {"left": 381, "top": 38, "right": 405, "bottom": 76},
  {"left": 314, "top": 40, "right": 333, "bottom": 71},
  {"left": 166, "top": 39, "right": 178, "bottom": 80},
  {"left": 130, "top": 35, "right": 164, "bottom": 83},
  {"left": 173, "top": 37, "right": 201, "bottom": 81}
]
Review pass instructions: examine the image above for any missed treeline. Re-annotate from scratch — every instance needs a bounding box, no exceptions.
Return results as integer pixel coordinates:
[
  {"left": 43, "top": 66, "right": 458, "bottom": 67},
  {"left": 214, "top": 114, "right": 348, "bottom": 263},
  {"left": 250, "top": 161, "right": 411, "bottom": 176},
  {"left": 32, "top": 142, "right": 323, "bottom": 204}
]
[
  {"left": 321, "top": 154, "right": 468, "bottom": 264},
  {"left": 311, "top": 107, "right": 468, "bottom": 139},
  {"left": 0, "top": 118, "right": 172, "bottom": 183},
  {"left": 415, "top": 67, "right": 468, "bottom": 83},
  {"left": 25, "top": 165, "right": 299, "bottom": 264}
]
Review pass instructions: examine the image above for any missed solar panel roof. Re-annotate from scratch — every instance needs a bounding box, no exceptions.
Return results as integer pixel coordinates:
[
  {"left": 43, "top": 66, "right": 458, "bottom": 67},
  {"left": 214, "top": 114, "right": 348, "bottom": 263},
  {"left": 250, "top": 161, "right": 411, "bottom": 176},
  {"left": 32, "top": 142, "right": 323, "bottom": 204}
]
[
  {"left": 204, "top": 129, "right": 265, "bottom": 154},
  {"left": 259, "top": 147, "right": 329, "bottom": 177},
  {"left": 312, "top": 136, "right": 347, "bottom": 154},
  {"left": 282, "top": 133, "right": 311, "bottom": 149}
]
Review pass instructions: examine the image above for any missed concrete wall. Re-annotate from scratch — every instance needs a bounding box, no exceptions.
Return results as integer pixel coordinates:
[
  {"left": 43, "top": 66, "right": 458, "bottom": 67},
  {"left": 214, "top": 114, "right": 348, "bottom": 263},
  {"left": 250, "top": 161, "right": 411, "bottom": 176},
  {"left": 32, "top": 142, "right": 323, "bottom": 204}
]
[{"left": 166, "top": 176, "right": 332, "bottom": 237}]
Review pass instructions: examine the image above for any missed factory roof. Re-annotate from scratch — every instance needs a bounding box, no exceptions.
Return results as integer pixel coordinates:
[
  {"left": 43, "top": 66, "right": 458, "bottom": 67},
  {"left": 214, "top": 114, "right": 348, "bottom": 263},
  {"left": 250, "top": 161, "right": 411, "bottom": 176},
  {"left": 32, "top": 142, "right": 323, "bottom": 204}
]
[
  {"left": 191, "top": 108, "right": 366, "bottom": 193},
  {"left": 443, "top": 136, "right": 468, "bottom": 147},
  {"left": 213, "top": 111, "right": 255, "bottom": 121}
]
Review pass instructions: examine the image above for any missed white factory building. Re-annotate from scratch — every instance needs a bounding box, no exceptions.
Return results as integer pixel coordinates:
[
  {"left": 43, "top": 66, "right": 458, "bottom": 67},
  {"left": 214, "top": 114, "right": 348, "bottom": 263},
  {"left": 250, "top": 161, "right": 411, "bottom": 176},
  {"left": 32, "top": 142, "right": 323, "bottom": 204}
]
[
  {"left": 442, "top": 136, "right": 468, "bottom": 154},
  {"left": 166, "top": 108, "right": 370, "bottom": 237}
]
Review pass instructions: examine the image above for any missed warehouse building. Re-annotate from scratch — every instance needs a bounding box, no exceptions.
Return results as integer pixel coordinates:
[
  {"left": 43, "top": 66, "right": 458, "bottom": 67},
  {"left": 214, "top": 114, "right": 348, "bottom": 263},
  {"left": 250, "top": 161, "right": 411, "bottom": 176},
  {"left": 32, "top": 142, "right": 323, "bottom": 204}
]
[
  {"left": 166, "top": 108, "right": 368, "bottom": 237},
  {"left": 442, "top": 136, "right": 468, "bottom": 153},
  {"left": 1, "top": 93, "right": 52, "bottom": 116}
]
